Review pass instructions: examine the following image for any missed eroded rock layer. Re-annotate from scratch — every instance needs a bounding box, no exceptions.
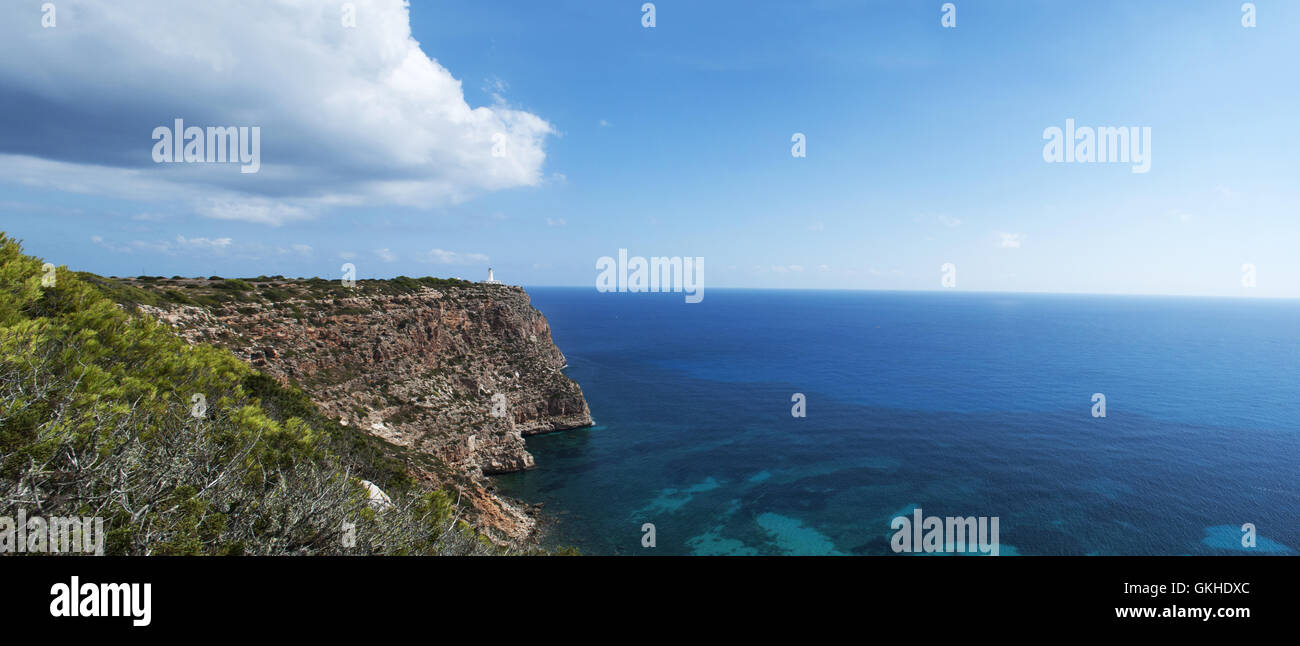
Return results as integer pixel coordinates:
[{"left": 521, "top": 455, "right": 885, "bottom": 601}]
[{"left": 125, "top": 276, "right": 590, "bottom": 544}]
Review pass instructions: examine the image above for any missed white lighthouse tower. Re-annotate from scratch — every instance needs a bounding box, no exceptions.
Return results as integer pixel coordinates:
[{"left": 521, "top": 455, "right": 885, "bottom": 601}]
[{"left": 485, "top": 267, "right": 502, "bottom": 285}]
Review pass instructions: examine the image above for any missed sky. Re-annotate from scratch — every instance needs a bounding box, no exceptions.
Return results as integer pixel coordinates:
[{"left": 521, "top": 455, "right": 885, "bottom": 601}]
[{"left": 0, "top": 0, "right": 1297, "bottom": 297}]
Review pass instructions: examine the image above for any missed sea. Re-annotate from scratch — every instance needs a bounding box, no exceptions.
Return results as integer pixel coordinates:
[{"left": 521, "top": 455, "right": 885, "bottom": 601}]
[{"left": 495, "top": 288, "right": 1300, "bottom": 556}]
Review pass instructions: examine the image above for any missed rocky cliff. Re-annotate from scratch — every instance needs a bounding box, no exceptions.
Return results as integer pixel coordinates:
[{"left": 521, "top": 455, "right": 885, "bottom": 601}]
[{"left": 111, "top": 275, "right": 590, "bottom": 544}]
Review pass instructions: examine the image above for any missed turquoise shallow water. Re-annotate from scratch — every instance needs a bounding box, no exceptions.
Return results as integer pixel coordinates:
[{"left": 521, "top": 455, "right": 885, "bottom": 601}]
[{"left": 495, "top": 289, "right": 1300, "bottom": 555}]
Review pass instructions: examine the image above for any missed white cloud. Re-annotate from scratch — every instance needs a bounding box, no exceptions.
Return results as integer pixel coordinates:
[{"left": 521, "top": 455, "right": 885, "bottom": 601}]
[
  {"left": 914, "top": 213, "right": 961, "bottom": 228},
  {"left": 482, "top": 76, "right": 509, "bottom": 104},
  {"left": 767, "top": 264, "right": 804, "bottom": 274},
  {"left": 867, "top": 267, "right": 904, "bottom": 277},
  {"left": 375, "top": 248, "right": 398, "bottom": 262},
  {"left": 195, "top": 198, "right": 314, "bottom": 226},
  {"left": 999, "top": 232, "right": 1024, "bottom": 248},
  {"left": 427, "top": 248, "right": 489, "bottom": 265},
  {"left": 89, "top": 235, "right": 130, "bottom": 253},
  {"left": 177, "top": 235, "right": 233, "bottom": 251},
  {"left": 546, "top": 217, "right": 567, "bottom": 227},
  {"left": 91, "top": 234, "right": 232, "bottom": 254},
  {"left": 0, "top": 0, "right": 555, "bottom": 223}
]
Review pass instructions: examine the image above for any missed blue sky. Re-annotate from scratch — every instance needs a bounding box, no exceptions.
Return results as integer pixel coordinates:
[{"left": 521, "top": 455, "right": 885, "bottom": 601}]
[{"left": 1, "top": 0, "right": 1297, "bottom": 297}]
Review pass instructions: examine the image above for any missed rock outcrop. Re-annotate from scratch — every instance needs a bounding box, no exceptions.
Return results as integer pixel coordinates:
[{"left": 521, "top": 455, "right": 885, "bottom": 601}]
[{"left": 127, "top": 276, "right": 591, "bottom": 544}]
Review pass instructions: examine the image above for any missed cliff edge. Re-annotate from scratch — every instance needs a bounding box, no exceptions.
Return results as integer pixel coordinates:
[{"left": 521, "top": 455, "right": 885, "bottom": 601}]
[{"left": 106, "top": 275, "right": 590, "bottom": 544}]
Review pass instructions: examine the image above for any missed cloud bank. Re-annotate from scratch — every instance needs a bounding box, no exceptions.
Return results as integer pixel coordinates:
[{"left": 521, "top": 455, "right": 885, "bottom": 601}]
[{"left": 0, "top": 0, "right": 555, "bottom": 224}]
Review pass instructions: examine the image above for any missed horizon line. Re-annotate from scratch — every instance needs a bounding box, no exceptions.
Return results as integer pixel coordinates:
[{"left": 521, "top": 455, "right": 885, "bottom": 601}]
[
  {"left": 86, "top": 272, "right": 1300, "bottom": 302},
  {"left": 516, "top": 284, "right": 1300, "bottom": 301}
]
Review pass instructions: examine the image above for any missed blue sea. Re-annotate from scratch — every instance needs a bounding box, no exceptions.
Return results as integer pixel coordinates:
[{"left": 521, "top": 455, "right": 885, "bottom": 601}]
[{"left": 495, "top": 289, "right": 1300, "bottom": 556}]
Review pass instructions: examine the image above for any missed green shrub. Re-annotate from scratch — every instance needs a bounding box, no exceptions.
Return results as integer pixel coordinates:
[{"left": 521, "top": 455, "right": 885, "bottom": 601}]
[
  {"left": 0, "top": 232, "right": 502, "bottom": 556},
  {"left": 215, "top": 278, "right": 254, "bottom": 292}
]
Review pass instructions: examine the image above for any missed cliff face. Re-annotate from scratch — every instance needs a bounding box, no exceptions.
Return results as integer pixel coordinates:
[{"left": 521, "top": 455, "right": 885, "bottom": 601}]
[{"left": 125, "top": 276, "right": 590, "bottom": 543}]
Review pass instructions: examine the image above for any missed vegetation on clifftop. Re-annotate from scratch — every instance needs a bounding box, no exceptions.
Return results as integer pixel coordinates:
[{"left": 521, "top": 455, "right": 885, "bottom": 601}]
[
  {"left": 0, "top": 233, "right": 512, "bottom": 555},
  {"left": 80, "top": 272, "right": 480, "bottom": 312}
]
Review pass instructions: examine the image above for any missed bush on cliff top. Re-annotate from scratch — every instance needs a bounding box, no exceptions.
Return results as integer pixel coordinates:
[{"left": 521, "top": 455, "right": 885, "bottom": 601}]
[{"left": 0, "top": 233, "right": 500, "bottom": 555}]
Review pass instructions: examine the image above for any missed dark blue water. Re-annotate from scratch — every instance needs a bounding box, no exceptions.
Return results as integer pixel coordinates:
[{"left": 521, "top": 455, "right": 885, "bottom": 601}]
[{"left": 496, "top": 289, "right": 1300, "bottom": 555}]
